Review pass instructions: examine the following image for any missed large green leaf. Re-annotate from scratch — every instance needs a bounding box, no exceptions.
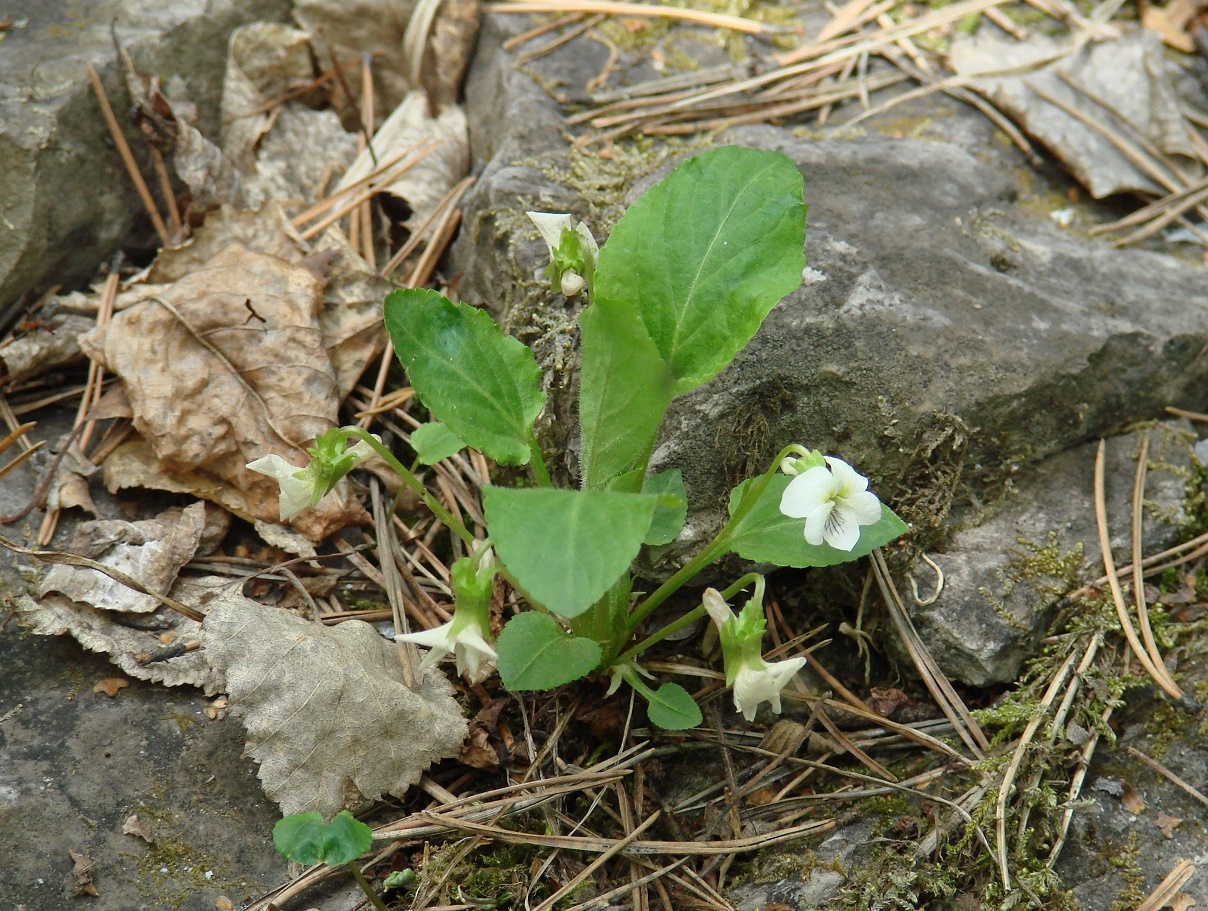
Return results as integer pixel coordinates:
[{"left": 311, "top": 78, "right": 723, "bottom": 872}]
[
  {"left": 496, "top": 612, "right": 602, "bottom": 690},
  {"left": 483, "top": 486, "right": 656, "bottom": 618},
  {"left": 272, "top": 810, "right": 372, "bottom": 866},
  {"left": 725, "top": 474, "right": 907, "bottom": 568},
  {"left": 384, "top": 289, "right": 544, "bottom": 465},
  {"left": 593, "top": 146, "right": 806, "bottom": 393},
  {"left": 578, "top": 300, "right": 676, "bottom": 490}
]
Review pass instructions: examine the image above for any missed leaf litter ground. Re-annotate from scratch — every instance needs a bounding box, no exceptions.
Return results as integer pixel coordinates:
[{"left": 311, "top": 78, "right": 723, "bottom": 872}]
[{"left": 3, "top": 0, "right": 1208, "bottom": 908}]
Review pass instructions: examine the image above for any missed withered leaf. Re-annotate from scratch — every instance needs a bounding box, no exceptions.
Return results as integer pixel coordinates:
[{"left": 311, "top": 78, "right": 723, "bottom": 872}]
[
  {"left": 1168, "top": 892, "right": 1197, "bottom": 911},
  {"left": 93, "top": 677, "right": 129, "bottom": 698},
  {"left": 1156, "top": 811, "right": 1183, "bottom": 838},
  {"left": 39, "top": 502, "right": 206, "bottom": 614},
  {"left": 79, "top": 244, "right": 365, "bottom": 539},
  {"left": 204, "top": 596, "right": 466, "bottom": 816},
  {"left": 122, "top": 813, "right": 155, "bottom": 843},
  {"left": 1121, "top": 780, "right": 1147, "bottom": 814},
  {"left": 68, "top": 849, "right": 99, "bottom": 897}
]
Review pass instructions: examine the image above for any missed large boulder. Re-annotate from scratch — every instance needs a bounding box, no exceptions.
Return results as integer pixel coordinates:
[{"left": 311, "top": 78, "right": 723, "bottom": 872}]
[{"left": 0, "top": 0, "right": 292, "bottom": 311}]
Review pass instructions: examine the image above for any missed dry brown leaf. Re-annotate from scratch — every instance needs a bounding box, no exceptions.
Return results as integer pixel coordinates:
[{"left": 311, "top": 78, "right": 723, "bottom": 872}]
[
  {"left": 203, "top": 596, "right": 466, "bottom": 816},
  {"left": 68, "top": 849, "right": 99, "bottom": 897},
  {"left": 220, "top": 23, "right": 315, "bottom": 171},
  {"left": 147, "top": 204, "right": 303, "bottom": 284},
  {"left": 15, "top": 577, "right": 229, "bottom": 693},
  {"left": 0, "top": 311, "right": 95, "bottom": 385},
  {"left": 1157, "top": 811, "right": 1184, "bottom": 838},
  {"left": 1121, "top": 780, "right": 1147, "bottom": 814},
  {"left": 1168, "top": 892, "right": 1197, "bottom": 911},
  {"left": 248, "top": 104, "right": 360, "bottom": 206},
  {"left": 293, "top": 0, "right": 416, "bottom": 117},
  {"left": 122, "top": 813, "right": 155, "bottom": 843},
  {"left": 40, "top": 502, "right": 207, "bottom": 614},
  {"left": 336, "top": 91, "right": 468, "bottom": 231},
  {"left": 419, "top": 0, "right": 481, "bottom": 109},
  {"left": 93, "top": 677, "right": 129, "bottom": 698},
  {"left": 79, "top": 244, "right": 365, "bottom": 539},
  {"left": 174, "top": 112, "right": 247, "bottom": 212},
  {"left": 44, "top": 446, "right": 100, "bottom": 517}
]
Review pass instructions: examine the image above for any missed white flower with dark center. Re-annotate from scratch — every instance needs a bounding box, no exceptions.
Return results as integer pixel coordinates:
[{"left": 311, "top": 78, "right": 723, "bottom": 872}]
[{"left": 779, "top": 456, "right": 881, "bottom": 552}]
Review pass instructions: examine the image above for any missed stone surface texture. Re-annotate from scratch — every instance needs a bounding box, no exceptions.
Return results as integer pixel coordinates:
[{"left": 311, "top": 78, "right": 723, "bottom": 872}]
[
  {"left": 902, "top": 420, "right": 1198, "bottom": 685},
  {"left": 0, "top": 0, "right": 292, "bottom": 312}
]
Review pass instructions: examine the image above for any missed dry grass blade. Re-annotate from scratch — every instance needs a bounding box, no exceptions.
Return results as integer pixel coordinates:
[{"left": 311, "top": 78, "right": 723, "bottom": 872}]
[
  {"left": 1092, "top": 439, "right": 1183, "bottom": 700},
  {"left": 871, "top": 550, "right": 989, "bottom": 757},
  {"left": 487, "top": 0, "right": 776, "bottom": 35},
  {"left": 0, "top": 421, "right": 43, "bottom": 483},
  {"left": 1130, "top": 435, "right": 1183, "bottom": 697},
  {"left": 531, "top": 811, "right": 662, "bottom": 911},
  {"left": 417, "top": 810, "right": 836, "bottom": 855},
  {"left": 1135, "top": 859, "right": 1196, "bottom": 911},
  {"left": 86, "top": 64, "right": 172, "bottom": 248},
  {"left": 1126, "top": 745, "right": 1208, "bottom": 810},
  {"left": 993, "top": 648, "right": 1080, "bottom": 892},
  {"left": 1095, "top": 178, "right": 1208, "bottom": 246}
]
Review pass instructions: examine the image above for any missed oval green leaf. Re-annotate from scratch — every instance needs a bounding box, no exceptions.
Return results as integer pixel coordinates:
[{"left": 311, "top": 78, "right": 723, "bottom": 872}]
[
  {"left": 726, "top": 474, "right": 907, "bottom": 568},
  {"left": 385, "top": 289, "right": 544, "bottom": 465},
  {"left": 483, "top": 486, "right": 656, "bottom": 618},
  {"left": 593, "top": 146, "right": 806, "bottom": 393},
  {"left": 410, "top": 421, "right": 466, "bottom": 465},
  {"left": 496, "top": 612, "right": 602, "bottom": 691},
  {"left": 644, "top": 682, "right": 702, "bottom": 730}
]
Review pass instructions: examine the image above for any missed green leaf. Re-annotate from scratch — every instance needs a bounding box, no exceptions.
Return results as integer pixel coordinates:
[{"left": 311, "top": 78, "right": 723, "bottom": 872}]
[
  {"left": 593, "top": 146, "right": 806, "bottom": 393},
  {"left": 642, "top": 469, "right": 687, "bottom": 546},
  {"left": 483, "top": 486, "right": 656, "bottom": 618},
  {"left": 496, "top": 612, "right": 602, "bottom": 690},
  {"left": 410, "top": 421, "right": 466, "bottom": 465},
  {"left": 578, "top": 300, "right": 675, "bottom": 490},
  {"left": 272, "top": 810, "right": 372, "bottom": 867},
  {"left": 384, "top": 288, "right": 544, "bottom": 465},
  {"left": 725, "top": 474, "right": 907, "bottom": 568},
  {"left": 645, "top": 682, "right": 702, "bottom": 730}
]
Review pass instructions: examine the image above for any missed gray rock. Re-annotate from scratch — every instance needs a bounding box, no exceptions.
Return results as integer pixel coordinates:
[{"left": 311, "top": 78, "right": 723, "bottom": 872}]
[
  {"left": 0, "top": 0, "right": 291, "bottom": 312},
  {"left": 730, "top": 821, "right": 876, "bottom": 910},
  {"left": 899, "top": 420, "right": 1198, "bottom": 685}
]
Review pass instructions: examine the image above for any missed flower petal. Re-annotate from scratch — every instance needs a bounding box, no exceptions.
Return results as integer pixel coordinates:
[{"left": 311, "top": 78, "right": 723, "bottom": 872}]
[
  {"left": 247, "top": 454, "right": 317, "bottom": 520},
  {"left": 803, "top": 502, "right": 833, "bottom": 546},
  {"left": 824, "top": 456, "right": 867, "bottom": 495},
  {"left": 824, "top": 504, "right": 862, "bottom": 551},
  {"left": 526, "top": 212, "right": 574, "bottom": 253},
  {"left": 843, "top": 489, "right": 882, "bottom": 526},
  {"left": 703, "top": 588, "right": 735, "bottom": 629},
  {"left": 779, "top": 466, "right": 835, "bottom": 518}
]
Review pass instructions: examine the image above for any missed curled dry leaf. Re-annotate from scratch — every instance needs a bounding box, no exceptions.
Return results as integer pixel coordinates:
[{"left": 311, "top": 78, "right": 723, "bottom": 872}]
[
  {"left": 68, "top": 849, "right": 98, "bottom": 897},
  {"left": 204, "top": 596, "right": 467, "bottom": 816},
  {"left": 15, "top": 575, "right": 227, "bottom": 693},
  {"left": 416, "top": 0, "right": 481, "bottom": 109},
  {"left": 1121, "top": 780, "right": 1147, "bottom": 814},
  {"left": 335, "top": 91, "right": 468, "bottom": 231},
  {"left": 79, "top": 244, "right": 366, "bottom": 539},
  {"left": 293, "top": 0, "right": 417, "bottom": 117},
  {"left": 122, "top": 813, "right": 155, "bottom": 843},
  {"left": 44, "top": 445, "right": 100, "bottom": 517},
  {"left": 40, "top": 502, "right": 206, "bottom": 614},
  {"left": 0, "top": 311, "right": 96, "bottom": 385},
  {"left": 1156, "top": 811, "right": 1183, "bottom": 838}
]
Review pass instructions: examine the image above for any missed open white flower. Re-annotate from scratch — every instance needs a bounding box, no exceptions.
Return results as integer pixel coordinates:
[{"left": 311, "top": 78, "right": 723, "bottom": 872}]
[
  {"left": 246, "top": 455, "right": 317, "bottom": 521},
  {"left": 779, "top": 456, "right": 881, "bottom": 552},
  {"left": 731, "top": 655, "right": 808, "bottom": 722},
  {"left": 397, "top": 616, "right": 496, "bottom": 682}
]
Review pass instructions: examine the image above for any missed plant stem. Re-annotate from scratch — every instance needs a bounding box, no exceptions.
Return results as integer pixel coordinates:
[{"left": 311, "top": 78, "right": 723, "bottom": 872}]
[
  {"left": 345, "top": 862, "right": 391, "bottom": 911},
  {"left": 625, "top": 445, "right": 803, "bottom": 634},
  {"left": 528, "top": 436, "right": 553, "bottom": 488},
  {"left": 344, "top": 427, "right": 476, "bottom": 546},
  {"left": 615, "top": 573, "right": 763, "bottom": 665}
]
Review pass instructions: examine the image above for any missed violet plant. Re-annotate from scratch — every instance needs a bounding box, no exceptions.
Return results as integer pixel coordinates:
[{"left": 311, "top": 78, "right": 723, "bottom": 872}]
[{"left": 249, "top": 146, "right": 907, "bottom": 729}]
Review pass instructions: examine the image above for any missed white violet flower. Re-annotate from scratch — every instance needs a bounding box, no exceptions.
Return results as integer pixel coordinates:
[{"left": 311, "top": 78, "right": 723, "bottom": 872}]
[
  {"left": 526, "top": 211, "right": 599, "bottom": 297},
  {"left": 397, "top": 616, "right": 497, "bottom": 683},
  {"left": 731, "top": 656, "right": 808, "bottom": 722},
  {"left": 703, "top": 588, "right": 806, "bottom": 723},
  {"left": 247, "top": 432, "right": 377, "bottom": 521},
  {"left": 779, "top": 456, "right": 881, "bottom": 552}
]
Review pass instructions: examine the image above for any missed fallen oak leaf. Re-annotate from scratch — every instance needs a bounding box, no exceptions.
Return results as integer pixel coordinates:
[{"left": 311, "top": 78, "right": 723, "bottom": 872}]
[{"left": 203, "top": 595, "right": 467, "bottom": 817}]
